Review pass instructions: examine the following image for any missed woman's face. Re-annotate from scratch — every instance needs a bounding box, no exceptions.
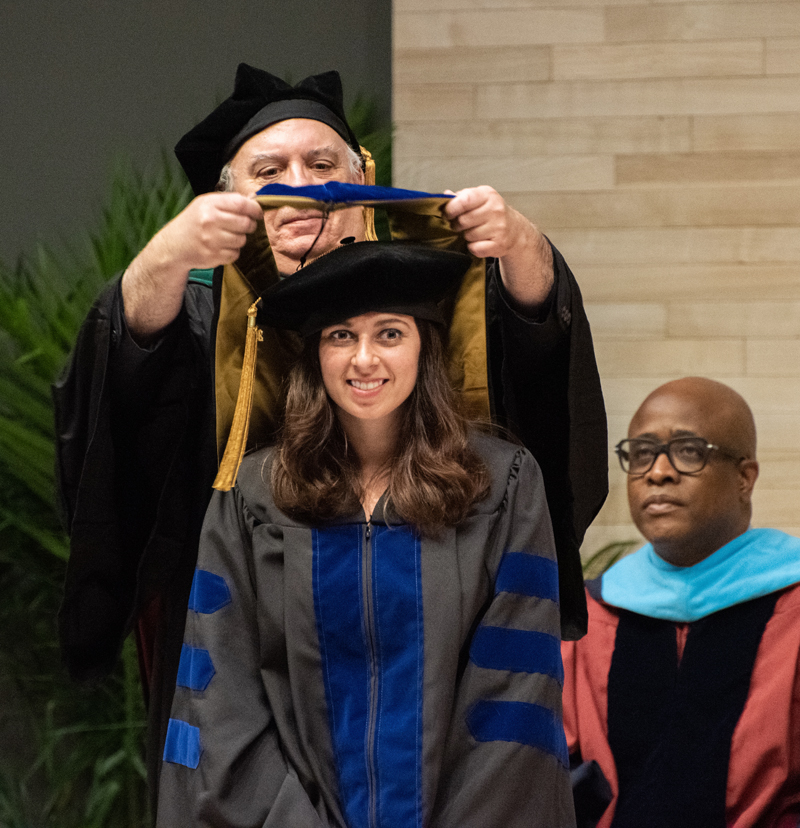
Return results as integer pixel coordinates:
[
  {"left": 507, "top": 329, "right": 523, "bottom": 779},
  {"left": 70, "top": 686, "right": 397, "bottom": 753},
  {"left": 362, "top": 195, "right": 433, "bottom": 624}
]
[{"left": 318, "top": 312, "right": 421, "bottom": 427}]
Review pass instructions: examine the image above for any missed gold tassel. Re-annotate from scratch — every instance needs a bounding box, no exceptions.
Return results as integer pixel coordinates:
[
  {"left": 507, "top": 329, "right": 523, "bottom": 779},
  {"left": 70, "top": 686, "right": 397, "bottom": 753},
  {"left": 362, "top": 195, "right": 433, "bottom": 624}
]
[
  {"left": 213, "top": 300, "right": 263, "bottom": 491},
  {"left": 360, "top": 145, "right": 378, "bottom": 241}
]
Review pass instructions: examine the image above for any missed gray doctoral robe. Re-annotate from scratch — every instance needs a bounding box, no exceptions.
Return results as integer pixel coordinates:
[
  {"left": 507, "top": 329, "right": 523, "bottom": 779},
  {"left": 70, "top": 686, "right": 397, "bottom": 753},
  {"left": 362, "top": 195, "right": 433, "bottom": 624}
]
[{"left": 157, "top": 432, "right": 575, "bottom": 828}]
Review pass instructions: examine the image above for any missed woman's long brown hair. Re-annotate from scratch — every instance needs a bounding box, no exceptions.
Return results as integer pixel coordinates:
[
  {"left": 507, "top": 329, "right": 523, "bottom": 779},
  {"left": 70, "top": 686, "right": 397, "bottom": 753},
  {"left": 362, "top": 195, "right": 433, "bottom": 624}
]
[{"left": 270, "top": 319, "right": 491, "bottom": 537}]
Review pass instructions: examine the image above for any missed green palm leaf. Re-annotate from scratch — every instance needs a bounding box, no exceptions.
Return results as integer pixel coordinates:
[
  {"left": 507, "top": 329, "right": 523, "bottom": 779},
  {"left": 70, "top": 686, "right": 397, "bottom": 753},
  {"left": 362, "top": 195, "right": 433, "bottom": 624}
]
[{"left": 582, "top": 539, "right": 640, "bottom": 581}]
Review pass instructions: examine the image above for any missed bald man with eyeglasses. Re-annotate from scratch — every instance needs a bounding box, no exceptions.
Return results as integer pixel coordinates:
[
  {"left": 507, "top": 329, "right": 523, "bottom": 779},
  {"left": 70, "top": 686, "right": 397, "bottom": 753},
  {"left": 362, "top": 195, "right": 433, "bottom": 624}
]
[{"left": 562, "top": 377, "right": 800, "bottom": 828}]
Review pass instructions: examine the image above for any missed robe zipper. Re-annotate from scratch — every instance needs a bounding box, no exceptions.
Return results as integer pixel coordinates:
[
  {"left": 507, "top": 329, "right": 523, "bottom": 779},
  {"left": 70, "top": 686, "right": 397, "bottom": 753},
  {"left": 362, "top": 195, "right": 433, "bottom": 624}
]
[{"left": 363, "top": 521, "right": 380, "bottom": 828}]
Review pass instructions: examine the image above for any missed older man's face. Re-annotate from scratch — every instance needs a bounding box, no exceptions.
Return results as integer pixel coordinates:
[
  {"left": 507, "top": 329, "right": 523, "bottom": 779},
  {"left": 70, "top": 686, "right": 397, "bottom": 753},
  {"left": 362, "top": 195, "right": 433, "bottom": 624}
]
[
  {"left": 626, "top": 389, "right": 752, "bottom": 567},
  {"left": 228, "top": 118, "right": 365, "bottom": 273}
]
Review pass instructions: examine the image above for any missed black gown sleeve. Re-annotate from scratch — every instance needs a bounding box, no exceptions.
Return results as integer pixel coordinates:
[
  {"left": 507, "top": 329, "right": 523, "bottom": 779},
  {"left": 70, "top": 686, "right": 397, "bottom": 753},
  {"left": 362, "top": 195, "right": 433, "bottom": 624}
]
[
  {"left": 54, "top": 276, "right": 216, "bottom": 682},
  {"left": 486, "top": 242, "right": 608, "bottom": 639}
]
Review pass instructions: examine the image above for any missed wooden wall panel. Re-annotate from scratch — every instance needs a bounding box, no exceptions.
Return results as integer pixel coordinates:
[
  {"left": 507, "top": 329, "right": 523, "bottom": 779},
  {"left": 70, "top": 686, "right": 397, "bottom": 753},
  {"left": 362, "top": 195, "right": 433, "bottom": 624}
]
[
  {"left": 552, "top": 40, "right": 763, "bottom": 80},
  {"left": 475, "top": 78, "right": 800, "bottom": 119},
  {"left": 616, "top": 152, "right": 800, "bottom": 185},
  {"left": 508, "top": 186, "right": 800, "bottom": 228},
  {"left": 766, "top": 37, "right": 800, "bottom": 73},
  {"left": 396, "top": 9, "right": 604, "bottom": 47},
  {"left": 576, "top": 265, "right": 800, "bottom": 302},
  {"left": 394, "top": 154, "right": 614, "bottom": 191},
  {"left": 395, "top": 46, "right": 550, "bottom": 84},
  {"left": 694, "top": 113, "right": 800, "bottom": 150},
  {"left": 393, "top": 0, "right": 800, "bottom": 555},
  {"left": 605, "top": 3, "right": 800, "bottom": 42},
  {"left": 396, "top": 116, "right": 692, "bottom": 157}
]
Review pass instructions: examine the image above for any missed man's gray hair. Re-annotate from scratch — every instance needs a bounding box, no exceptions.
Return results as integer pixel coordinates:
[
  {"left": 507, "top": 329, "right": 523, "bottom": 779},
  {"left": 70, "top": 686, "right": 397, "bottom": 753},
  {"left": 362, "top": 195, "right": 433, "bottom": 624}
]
[
  {"left": 215, "top": 144, "right": 364, "bottom": 192},
  {"left": 216, "top": 163, "right": 236, "bottom": 192}
]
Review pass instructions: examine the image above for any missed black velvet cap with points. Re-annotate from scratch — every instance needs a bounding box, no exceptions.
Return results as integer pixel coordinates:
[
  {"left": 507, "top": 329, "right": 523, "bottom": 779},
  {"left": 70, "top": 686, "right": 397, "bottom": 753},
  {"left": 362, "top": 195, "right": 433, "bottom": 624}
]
[
  {"left": 175, "top": 64, "right": 362, "bottom": 195},
  {"left": 256, "top": 242, "right": 472, "bottom": 336}
]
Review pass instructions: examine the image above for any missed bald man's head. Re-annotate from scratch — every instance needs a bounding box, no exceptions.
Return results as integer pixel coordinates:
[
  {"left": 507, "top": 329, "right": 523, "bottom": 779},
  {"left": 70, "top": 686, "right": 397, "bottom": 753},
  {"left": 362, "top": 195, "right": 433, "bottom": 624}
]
[
  {"left": 630, "top": 377, "right": 756, "bottom": 460},
  {"left": 624, "top": 377, "right": 759, "bottom": 567}
]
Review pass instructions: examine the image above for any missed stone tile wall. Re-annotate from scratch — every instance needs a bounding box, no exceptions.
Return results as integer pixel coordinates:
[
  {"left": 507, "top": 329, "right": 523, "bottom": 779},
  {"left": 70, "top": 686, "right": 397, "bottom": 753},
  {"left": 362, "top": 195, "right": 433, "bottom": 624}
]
[{"left": 393, "top": 0, "right": 800, "bottom": 552}]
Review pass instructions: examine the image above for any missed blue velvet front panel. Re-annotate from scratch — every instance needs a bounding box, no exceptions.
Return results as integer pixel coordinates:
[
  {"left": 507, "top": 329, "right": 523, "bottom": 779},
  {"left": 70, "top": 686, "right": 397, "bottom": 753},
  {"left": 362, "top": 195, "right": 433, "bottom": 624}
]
[
  {"left": 313, "top": 524, "right": 371, "bottom": 827},
  {"left": 313, "top": 524, "right": 424, "bottom": 828},
  {"left": 370, "top": 525, "right": 424, "bottom": 828}
]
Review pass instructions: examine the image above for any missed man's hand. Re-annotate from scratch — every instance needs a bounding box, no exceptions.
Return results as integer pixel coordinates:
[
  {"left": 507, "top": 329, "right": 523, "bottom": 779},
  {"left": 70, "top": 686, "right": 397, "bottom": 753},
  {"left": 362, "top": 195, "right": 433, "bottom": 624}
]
[
  {"left": 122, "top": 193, "right": 263, "bottom": 342},
  {"left": 444, "top": 186, "right": 554, "bottom": 312}
]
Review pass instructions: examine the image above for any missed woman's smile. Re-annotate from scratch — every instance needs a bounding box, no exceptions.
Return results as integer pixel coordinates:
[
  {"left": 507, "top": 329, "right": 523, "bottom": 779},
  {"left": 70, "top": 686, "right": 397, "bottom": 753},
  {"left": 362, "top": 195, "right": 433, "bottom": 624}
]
[{"left": 348, "top": 378, "right": 388, "bottom": 392}]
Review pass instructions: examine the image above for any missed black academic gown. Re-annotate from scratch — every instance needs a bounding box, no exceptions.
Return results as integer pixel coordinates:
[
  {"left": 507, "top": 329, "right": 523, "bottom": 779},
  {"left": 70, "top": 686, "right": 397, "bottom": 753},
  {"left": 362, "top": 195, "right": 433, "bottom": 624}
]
[{"left": 54, "top": 243, "right": 607, "bottom": 813}]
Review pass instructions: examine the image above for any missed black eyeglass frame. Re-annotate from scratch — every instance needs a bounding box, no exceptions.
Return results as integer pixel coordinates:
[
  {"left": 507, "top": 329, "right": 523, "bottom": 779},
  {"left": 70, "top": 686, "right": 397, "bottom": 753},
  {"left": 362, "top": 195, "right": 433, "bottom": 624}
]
[{"left": 614, "top": 436, "right": 742, "bottom": 476}]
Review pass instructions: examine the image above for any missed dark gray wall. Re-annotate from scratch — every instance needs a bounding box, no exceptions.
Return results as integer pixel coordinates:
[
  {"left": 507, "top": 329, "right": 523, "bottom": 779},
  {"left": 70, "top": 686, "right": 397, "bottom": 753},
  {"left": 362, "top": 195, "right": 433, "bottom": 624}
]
[{"left": 0, "top": 0, "right": 391, "bottom": 263}]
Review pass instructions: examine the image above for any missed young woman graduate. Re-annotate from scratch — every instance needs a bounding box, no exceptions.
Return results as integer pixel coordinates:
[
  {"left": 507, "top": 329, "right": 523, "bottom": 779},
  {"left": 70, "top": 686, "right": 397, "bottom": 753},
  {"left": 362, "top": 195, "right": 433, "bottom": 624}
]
[{"left": 156, "top": 241, "right": 575, "bottom": 828}]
